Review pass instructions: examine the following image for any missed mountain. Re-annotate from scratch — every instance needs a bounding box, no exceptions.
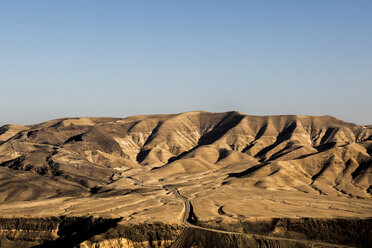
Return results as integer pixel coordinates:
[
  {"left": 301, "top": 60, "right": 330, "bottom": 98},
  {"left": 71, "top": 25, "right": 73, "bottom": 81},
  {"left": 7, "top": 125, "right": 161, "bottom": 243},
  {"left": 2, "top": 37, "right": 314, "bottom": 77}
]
[{"left": 0, "top": 111, "right": 371, "bottom": 247}]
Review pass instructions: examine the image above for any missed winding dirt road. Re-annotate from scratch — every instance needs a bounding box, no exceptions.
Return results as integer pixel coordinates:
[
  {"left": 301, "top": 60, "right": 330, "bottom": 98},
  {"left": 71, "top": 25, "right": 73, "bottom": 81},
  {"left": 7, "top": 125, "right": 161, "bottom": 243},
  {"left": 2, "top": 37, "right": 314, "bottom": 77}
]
[
  {"left": 126, "top": 176, "right": 143, "bottom": 186},
  {"left": 127, "top": 177, "right": 354, "bottom": 247}
]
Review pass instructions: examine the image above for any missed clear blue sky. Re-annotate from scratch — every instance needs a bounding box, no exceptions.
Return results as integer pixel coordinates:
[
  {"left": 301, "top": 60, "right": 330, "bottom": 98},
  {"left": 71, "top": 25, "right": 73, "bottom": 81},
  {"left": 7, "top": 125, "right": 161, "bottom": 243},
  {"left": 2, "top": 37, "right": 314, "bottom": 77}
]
[{"left": 1, "top": 0, "right": 371, "bottom": 125}]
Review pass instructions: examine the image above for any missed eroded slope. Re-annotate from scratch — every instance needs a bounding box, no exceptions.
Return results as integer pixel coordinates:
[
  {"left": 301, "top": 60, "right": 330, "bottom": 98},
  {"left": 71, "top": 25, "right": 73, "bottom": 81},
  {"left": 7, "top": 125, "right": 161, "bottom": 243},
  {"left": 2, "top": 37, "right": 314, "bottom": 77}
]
[{"left": 0, "top": 111, "right": 372, "bottom": 247}]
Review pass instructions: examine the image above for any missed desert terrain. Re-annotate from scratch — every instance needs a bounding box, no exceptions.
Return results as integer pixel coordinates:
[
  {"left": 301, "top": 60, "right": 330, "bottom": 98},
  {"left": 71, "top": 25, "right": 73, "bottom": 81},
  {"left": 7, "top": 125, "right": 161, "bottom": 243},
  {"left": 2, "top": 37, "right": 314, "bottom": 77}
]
[{"left": 0, "top": 111, "right": 371, "bottom": 247}]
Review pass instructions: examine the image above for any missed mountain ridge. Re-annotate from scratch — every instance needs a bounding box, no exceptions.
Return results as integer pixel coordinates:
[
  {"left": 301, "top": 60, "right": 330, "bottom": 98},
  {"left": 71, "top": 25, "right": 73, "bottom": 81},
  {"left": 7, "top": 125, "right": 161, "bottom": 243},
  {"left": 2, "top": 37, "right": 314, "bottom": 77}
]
[{"left": 0, "top": 111, "right": 371, "bottom": 224}]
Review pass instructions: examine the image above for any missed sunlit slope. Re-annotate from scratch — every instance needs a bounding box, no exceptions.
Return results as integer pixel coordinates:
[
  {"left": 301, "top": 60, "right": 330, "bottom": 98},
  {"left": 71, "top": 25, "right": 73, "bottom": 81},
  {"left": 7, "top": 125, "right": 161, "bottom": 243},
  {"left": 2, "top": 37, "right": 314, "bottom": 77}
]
[{"left": 0, "top": 111, "right": 371, "bottom": 204}]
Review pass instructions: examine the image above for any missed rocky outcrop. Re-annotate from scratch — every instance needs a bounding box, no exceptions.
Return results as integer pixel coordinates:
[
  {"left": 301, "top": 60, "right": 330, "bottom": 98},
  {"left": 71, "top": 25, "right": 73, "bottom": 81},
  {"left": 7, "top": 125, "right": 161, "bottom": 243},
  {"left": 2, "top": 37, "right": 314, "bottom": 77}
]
[
  {"left": 170, "top": 227, "right": 312, "bottom": 248},
  {"left": 78, "top": 223, "right": 182, "bottom": 248},
  {"left": 198, "top": 218, "right": 372, "bottom": 247},
  {"left": 0, "top": 217, "right": 182, "bottom": 248},
  {"left": 0, "top": 217, "right": 60, "bottom": 248},
  {"left": 0, "top": 217, "right": 371, "bottom": 247}
]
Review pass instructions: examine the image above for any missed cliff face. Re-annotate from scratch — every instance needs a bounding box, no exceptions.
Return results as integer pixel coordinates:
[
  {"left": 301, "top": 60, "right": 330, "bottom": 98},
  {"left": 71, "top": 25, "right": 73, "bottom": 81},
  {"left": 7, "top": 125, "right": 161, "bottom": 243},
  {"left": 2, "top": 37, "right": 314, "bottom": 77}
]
[
  {"left": 0, "top": 217, "right": 371, "bottom": 248},
  {"left": 197, "top": 218, "right": 372, "bottom": 248},
  {"left": 0, "top": 217, "right": 60, "bottom": 247},
  {"left": 0, "top": 217, "right": 182, "bottom": 248}
]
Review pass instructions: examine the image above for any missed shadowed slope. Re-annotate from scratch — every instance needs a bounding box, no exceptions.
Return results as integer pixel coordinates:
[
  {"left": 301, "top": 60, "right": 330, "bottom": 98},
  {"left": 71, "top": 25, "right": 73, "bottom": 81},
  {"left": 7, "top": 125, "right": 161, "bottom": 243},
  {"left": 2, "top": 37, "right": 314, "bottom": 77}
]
[{"left": 0, "top": 111, "right": 371, "bottom": 204}]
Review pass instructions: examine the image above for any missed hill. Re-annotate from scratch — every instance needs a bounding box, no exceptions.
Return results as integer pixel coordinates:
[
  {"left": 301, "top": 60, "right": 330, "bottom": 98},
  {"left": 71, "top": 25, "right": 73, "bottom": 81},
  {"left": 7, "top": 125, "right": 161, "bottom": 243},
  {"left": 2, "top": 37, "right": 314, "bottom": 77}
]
[{"left": 0, "top": 111, "right": 371, "bottom": 247}]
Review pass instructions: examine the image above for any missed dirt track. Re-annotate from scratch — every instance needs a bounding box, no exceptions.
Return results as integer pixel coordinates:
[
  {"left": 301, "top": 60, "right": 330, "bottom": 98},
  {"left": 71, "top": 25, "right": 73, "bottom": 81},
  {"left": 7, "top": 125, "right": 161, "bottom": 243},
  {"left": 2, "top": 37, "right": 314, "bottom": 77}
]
[{"left": 127, "top": 177, "right": 354, "bottom": 248}]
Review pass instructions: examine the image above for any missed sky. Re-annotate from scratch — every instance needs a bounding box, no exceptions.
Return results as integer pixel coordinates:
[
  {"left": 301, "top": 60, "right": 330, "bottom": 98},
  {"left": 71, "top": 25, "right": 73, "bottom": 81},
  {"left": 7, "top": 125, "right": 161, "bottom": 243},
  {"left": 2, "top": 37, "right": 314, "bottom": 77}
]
[{"left": 1, "top": 0, "right": 371, "bottom": 126}]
